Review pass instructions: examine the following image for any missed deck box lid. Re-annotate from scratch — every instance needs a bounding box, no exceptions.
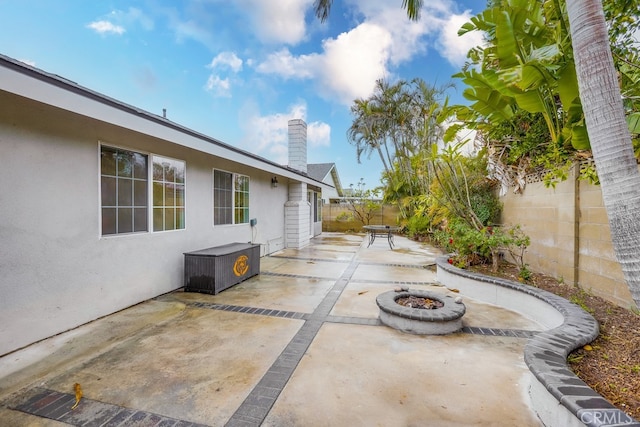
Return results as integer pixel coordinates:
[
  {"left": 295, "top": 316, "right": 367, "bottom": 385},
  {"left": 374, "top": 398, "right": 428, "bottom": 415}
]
[{"left": 184, "top": 242, "right": 258, "bottom": 257}]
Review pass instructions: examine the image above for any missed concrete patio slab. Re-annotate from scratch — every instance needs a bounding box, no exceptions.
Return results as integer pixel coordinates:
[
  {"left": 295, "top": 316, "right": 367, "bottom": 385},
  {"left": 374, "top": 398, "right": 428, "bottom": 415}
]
[
  {"left": 355, "top": 236, "right": 441, "bottom": 266},
  {"left": 170, "top": 274, "right": 336, "bottom": 314},
  {"left": 259, "top": 258, "right": 348, "bottom": 279},
  {"left": 351, "top": 263, "right": 437, "bottom": 283},
  {"left": 331, "top": 280, "right": 401, "bottom": 318},
  {"left": 263, "top": 323, "right": 540, "bottom": 427},
  {"left": 0, "top": 232, "right": 547, "bottom": 426},
  {"left": 41, "top": 309, "right": 302, "bottom": 426},
  {"left": 0, "top": 299, "right": 187, "bottom": 398}
]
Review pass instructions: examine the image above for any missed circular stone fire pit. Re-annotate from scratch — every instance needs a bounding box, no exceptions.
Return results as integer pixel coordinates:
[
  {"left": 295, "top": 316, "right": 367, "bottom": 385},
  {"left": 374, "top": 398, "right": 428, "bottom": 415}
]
[{"left": 376, "top": 290, "right": 465, "bottom": 335}]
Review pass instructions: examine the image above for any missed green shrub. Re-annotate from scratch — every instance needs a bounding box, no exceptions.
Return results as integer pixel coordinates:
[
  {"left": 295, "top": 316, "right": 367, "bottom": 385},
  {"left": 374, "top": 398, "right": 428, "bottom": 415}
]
[
  {"left": 447, "top": 221, "right": 492, "bottom": 267},
  {"left": 405, "top": 215, "right": 432, "bottom": 239},
  {"left": 445, "top": 220, "right": 530, "bottom": 272},
  {"left": 431, "top": 229, "right": 452, "bottom": 250},
  {"left": 469, "top": 182, "right": 502, "bottom": 225}
]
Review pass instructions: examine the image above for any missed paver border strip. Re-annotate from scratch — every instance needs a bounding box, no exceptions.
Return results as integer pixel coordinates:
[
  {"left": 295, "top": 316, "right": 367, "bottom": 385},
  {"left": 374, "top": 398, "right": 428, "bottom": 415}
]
[
  {"left": 436, "top": 256, "right": 639, "bottom": 427},
  {"left": 8, "top": 387, "right": 209, "bottom": 427}
]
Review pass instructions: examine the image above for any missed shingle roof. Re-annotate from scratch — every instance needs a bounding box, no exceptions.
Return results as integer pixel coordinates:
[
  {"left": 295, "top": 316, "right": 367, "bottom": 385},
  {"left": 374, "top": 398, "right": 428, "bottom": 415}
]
[
  {"left": 307, "top": 163, "right": 335, "bottom": 181},
  {"left": 307, "top": 163, "right": 344, "bottom": 196}
]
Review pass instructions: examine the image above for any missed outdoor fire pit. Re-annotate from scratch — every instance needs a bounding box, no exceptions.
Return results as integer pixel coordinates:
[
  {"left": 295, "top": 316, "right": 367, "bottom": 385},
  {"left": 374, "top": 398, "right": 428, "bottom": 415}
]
[{"left": 376, "top": 289, "right": 465, "bottom": 335}]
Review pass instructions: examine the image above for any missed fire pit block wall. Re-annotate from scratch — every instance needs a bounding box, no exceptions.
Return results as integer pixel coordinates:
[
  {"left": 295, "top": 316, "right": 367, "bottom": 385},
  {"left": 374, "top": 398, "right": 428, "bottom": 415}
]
[
  {"left": 184, "top": 242, "right": 260, "bottom": 295},
  {"left": 376, "top": 290, "right": 465, "bottom": 335}
]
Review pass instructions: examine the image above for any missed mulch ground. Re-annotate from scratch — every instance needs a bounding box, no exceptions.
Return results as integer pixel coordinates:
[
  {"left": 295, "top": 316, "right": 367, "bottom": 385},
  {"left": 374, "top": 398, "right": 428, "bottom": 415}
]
[{"left": 470, "top": 261, "right": 640, "bottom": 419}]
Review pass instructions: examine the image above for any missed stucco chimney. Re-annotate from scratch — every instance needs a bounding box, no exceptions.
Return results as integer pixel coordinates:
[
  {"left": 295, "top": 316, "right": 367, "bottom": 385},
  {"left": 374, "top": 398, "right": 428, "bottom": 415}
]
[{"left": 288, "top": 119, "right": 307, "bottom": 174}]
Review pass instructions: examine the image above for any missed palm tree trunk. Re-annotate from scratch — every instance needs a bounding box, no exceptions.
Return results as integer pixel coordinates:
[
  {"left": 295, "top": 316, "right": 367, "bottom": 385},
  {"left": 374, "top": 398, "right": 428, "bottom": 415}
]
[
  {"left": 376, "top": 145, "right": 390, "bottom": 173},
  {"left": 567, "top": 0, "right": 640, "bottom": 308}
]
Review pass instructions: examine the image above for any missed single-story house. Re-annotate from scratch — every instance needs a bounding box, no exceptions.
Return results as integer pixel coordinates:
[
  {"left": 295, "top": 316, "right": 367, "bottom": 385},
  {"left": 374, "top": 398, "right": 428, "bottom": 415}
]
[
  {"left": 307, "top": 163, "right": 344, "bottom": 203},
  {"left": 0, "top": 53, "right": 331, "bottom": 356}
]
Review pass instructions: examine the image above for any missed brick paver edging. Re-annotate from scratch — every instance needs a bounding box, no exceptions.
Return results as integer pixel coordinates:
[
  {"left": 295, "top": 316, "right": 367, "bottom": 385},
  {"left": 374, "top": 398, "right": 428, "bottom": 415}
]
[{"left": 436, "top": 256, "right": 639, "bottom": 427}]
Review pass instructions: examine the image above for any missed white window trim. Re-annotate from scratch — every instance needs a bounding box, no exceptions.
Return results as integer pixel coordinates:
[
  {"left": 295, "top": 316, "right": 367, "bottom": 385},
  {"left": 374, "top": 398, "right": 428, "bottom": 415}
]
[
  {"left": 98, "top": 141, "right": 187, "bottom": 237},
  {"left": 152, "top": 154, "right": 187, "bottom": 233},
  {"left": 212, "top": 168, "right": 250, "bottom": 227}
]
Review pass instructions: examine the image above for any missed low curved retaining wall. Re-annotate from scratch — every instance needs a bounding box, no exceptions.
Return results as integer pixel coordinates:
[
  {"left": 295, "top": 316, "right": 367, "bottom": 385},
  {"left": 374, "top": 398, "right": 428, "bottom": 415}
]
[{"left": 436, "top": 257, "right": 639, "bottom": 427}]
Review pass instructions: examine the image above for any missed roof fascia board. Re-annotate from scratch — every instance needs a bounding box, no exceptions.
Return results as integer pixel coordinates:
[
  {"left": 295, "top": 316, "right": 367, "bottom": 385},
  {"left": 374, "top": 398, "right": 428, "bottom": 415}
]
[{"left": 0, "top": 57, "right": 321, "bottom": 185}]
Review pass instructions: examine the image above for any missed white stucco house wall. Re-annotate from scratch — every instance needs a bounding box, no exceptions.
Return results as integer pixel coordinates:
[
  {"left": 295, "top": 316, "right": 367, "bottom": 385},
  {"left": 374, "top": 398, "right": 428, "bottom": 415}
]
[{"left": 0, "top": 54, "right": 324, "bottom": 356}]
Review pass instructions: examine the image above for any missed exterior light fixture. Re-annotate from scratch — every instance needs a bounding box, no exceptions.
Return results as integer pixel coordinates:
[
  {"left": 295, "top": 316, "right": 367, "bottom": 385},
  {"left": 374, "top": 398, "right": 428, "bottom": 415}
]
[{"left": 271, "top": 176, "right": 278, "bottom": 188}]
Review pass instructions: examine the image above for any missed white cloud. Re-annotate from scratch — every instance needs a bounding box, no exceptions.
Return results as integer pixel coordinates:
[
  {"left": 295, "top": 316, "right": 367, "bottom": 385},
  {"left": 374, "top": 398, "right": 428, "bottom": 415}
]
[
  {"left": 87, "top": 8, "right": 152, "bottom": 37},
  {"left": 348, "top": 0, "right": 483, "bottom": 67},
  {"left": 307, "top": 121, "right": 331, "bottom": 148},
  {"left": 236, "top": 0, "right": 314, "bottom": 45},
  {"left": 253, "top": 1, "right": 480, "bottom": 106},
  {"left": 239, "top": 101, "right": 331, "bottom": 164},
  {"left": 436, "top": 11, "right": 484, "bottom": 66},
  {"left": 256, "top": 48, "right": 317, "bottom": 79},
  {"left": 86, "top": 20, "right": 126, "bottom": 35},
  {"left": 205, "top": 52, "right": 244, "bottom": 97},
  {"left": 204, "top": 75, "right": 232, "bottom": 97},
  {"left": 255, "top": 23, "right": 392, "bottom": 105},
  {"left": 318, "top": 23, "right": 392, "bottom": 104},
  {"left": 347, "top": 0, "right": 433, "bottom": 65},
  {"left": 208, "top": 52, "right": 243, "bottom": 72}
]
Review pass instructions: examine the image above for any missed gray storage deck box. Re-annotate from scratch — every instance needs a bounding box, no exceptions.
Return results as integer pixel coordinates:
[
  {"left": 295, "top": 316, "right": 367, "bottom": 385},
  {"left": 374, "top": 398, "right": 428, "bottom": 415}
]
[{"left": 184, "top": 242, "right": 260, "bottom": 295}]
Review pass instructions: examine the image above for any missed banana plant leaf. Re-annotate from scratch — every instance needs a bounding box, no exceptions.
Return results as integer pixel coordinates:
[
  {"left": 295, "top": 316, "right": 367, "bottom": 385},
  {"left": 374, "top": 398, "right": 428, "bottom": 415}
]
[
  {"left": 628, "top": 112, "right": 640, "bottom": 135},
  {"left": 495, "top": 10, "right": 520, "bottom": 68},
  {"left": 512, "top": 90, "right": 546, "bottom": 113},
  {"left": 570, "top": 124, "right": 590, "bottom": 150},
  {"left": 557, "top": 60, "right": 581, "bottom": 110}
]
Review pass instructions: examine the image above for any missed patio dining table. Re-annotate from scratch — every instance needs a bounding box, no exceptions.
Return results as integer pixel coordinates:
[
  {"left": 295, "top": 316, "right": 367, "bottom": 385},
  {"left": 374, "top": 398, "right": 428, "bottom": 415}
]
[{"left": 363, "top": 225, "right": 402, "bottom": 249}]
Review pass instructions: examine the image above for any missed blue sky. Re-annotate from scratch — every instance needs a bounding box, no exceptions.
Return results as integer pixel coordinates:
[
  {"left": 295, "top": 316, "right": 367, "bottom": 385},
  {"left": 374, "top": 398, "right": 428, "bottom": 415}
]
[{"left": 0, "top": 0, "right": 484, "bottom": 191}]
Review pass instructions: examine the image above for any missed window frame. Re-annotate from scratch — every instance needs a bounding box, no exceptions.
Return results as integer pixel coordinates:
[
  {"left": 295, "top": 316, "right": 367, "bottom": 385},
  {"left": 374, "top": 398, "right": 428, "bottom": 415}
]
[
  {"left": 99, "top": 142, "right": 187, "bottom": 237},
  {"left": 152, "top": 154, "right": 186, "bottom": 233},
  {"left": 213, "top": 168, "right": 250, "bottom": 227},
  {"left": 99, "top": 144, "right": 149, "bottom": 236}
]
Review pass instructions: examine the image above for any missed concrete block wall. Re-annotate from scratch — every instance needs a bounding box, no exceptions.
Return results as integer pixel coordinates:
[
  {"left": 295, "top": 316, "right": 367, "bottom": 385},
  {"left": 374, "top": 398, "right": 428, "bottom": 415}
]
[
  {"left": 500, "top": 165, "right": 635, "bottom": 308},
  {"left": 501, "top": 175, "right": 577, "bottom": 285},
  {"left": 578, "top": 180, "right": 633, "bottom": 306}
]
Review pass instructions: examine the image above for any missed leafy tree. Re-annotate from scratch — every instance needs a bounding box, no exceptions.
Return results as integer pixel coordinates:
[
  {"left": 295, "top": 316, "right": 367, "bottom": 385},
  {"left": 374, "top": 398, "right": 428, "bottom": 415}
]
[
  {"left": 338, "top": 178, "right": 383, "bottom": 227},
  {"left": 445, "top": 0, "right": 590, "bottom": 189},
  {"left": 450, "top": 0, "right": 639, "bottom": 188},
  {"left": 347, "top": 78, "right": 450, "bottom": 217}
]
